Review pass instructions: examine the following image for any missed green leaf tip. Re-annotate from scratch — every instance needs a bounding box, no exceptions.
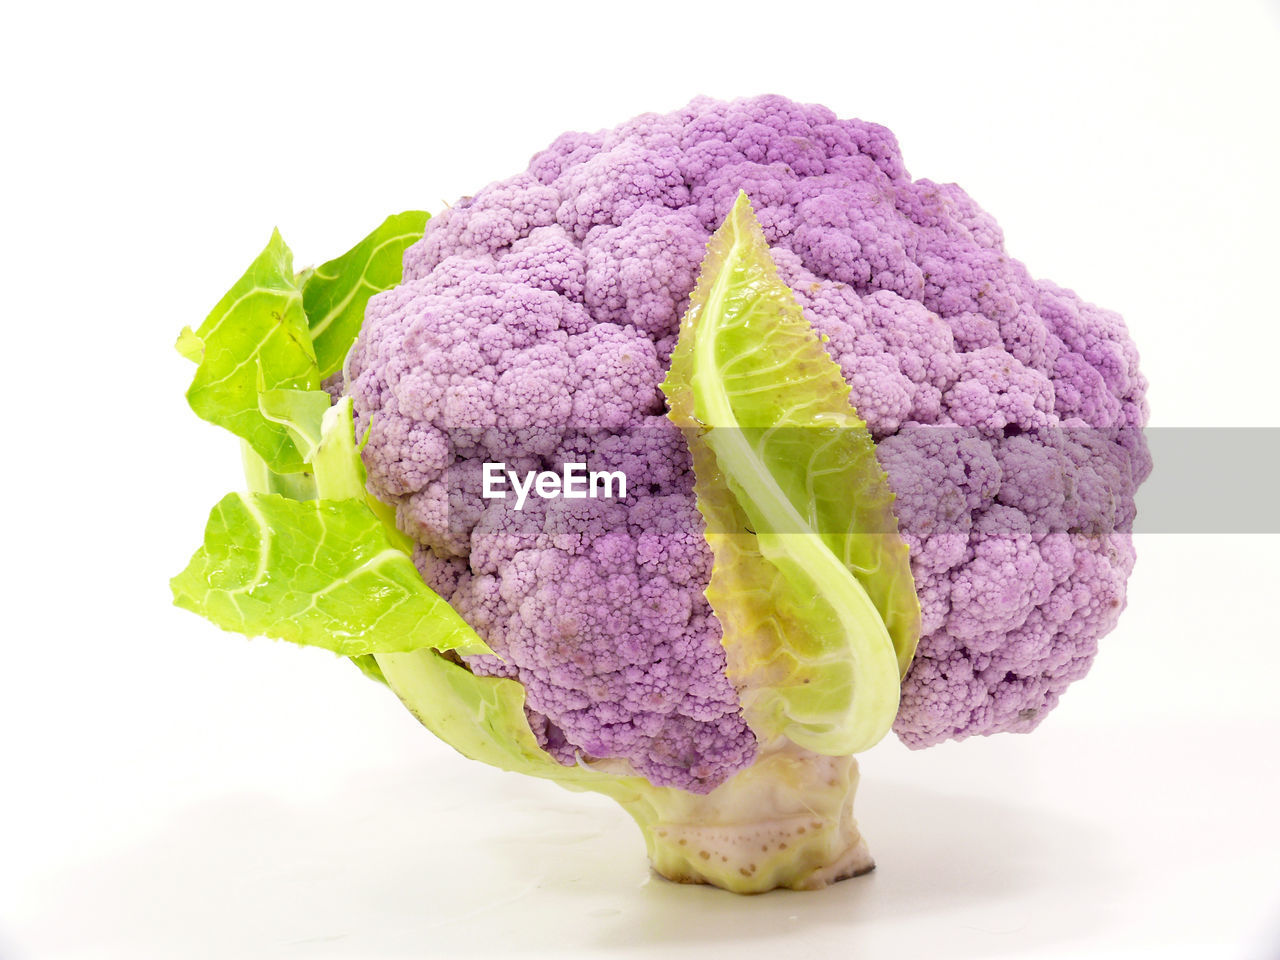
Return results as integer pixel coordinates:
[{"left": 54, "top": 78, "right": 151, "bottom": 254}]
[
  {"left": 301, "top": 210, "right": 430, "bottom": 378},
  {"left": 662, "top": 190, "right": 921, "bottom": 756},
  {"left": 175, "top": 326, "right": 204, "bottom": 363},
  {"left": 182, "top": 229, "right": 319, "bottom": 473}
]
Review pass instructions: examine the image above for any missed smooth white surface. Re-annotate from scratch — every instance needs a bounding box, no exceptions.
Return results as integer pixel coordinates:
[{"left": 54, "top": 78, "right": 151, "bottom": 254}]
[{"left": 3, "top": 2, "right": 1279, "bottom": 958}]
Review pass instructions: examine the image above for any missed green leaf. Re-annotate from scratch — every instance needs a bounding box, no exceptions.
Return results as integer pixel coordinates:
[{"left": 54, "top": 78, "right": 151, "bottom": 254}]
[
  {"left": 258, "top": 387, "right": 332, "bottom": 465},
  {"left": 376, "top": 651, "right": 612, "bottom": 784},
  {"left": 350, "top": 654, "right": 388, "bottom": 685},
  {"left": 239, "top": 441, "right": 317, "bottom": 502},
  {"left": 661, "top": 192, "right": 920, "bottom": 756},
  {"left": 302, "top": 211, "right": 429, "bottom": 378},
  {"left": 181, "top": 230, "right": 320, "bottom": 473},
  {"left": 375, "top": 650, "right": 680, "bottom": 821},
  {"left": 171, "top": 490, "right": 490, "bottom": 658}
]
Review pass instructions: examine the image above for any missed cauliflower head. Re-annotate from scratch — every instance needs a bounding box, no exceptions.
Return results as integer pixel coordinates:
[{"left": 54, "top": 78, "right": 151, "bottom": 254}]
[{"left": 343, "top": 94, "right": 1150, "bottom": 793}]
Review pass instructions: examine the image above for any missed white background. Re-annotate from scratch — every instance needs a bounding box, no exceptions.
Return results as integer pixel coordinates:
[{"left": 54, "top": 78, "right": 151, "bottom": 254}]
[{"left": 3, "top": 1, "right": 1279, "bottom": 958}]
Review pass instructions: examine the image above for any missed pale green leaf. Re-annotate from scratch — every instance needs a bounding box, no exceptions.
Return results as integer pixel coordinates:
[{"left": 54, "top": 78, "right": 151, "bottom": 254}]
[{"left": 661, "top": 192, "right": 920, "bottom": 756}]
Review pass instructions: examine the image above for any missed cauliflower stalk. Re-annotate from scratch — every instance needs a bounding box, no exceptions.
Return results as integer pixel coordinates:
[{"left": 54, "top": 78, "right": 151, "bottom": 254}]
[{"left": 172, "top": 96, "right": 1149, "bottom": 894}]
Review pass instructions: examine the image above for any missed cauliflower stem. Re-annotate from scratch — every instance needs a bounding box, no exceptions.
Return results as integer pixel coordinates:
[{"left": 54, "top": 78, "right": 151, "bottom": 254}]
[{"left": 612, "top": 743, "right": 873, "bottom": 892}]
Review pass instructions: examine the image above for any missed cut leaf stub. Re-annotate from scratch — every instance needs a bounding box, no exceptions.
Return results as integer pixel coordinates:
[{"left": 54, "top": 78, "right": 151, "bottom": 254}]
[{"left": 661, "top": 191, "right": 920, "bottom": 756}]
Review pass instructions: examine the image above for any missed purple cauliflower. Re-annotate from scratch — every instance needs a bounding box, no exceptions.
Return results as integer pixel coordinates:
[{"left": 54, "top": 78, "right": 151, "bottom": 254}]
[{"left": 344, "top": 94, "right": 1149, "bottom": 794}]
